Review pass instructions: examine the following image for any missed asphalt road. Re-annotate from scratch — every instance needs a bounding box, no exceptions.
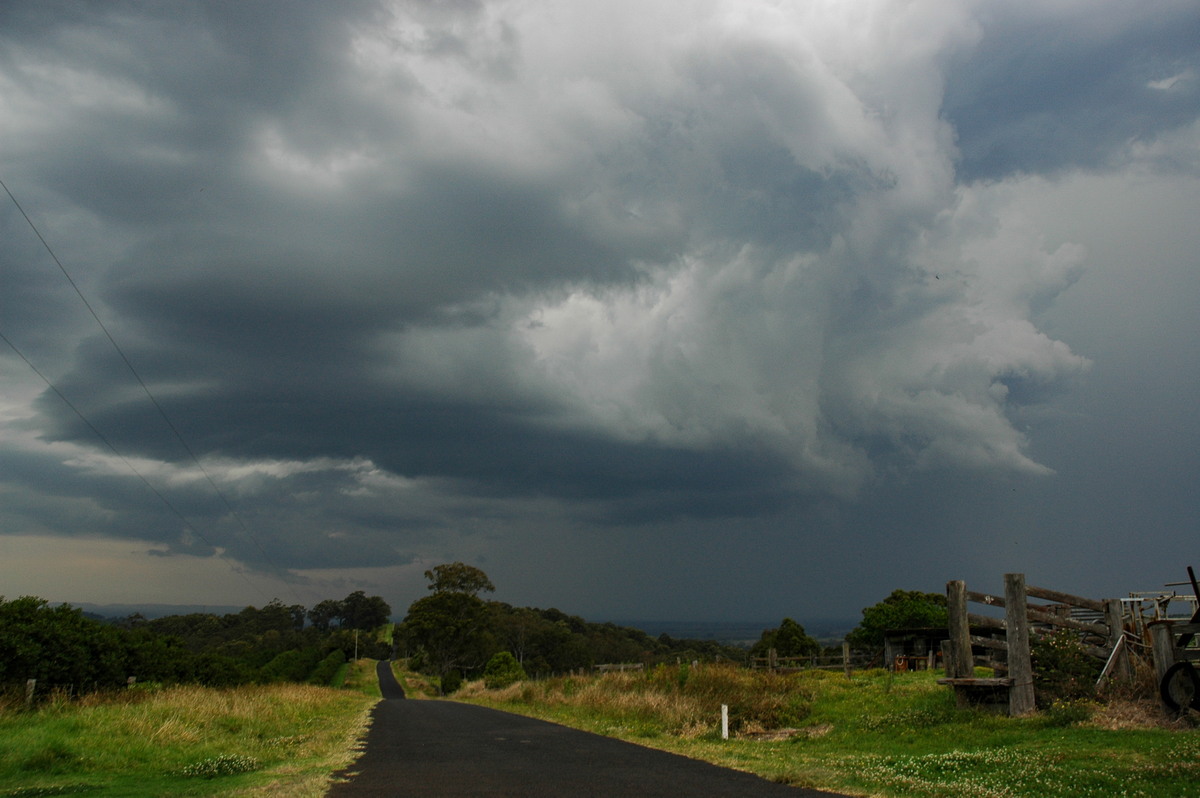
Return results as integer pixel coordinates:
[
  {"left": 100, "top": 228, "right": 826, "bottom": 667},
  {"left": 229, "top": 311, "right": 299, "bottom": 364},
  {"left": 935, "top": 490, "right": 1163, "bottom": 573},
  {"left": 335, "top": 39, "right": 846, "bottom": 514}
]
[{"left": 326, "top": 661, "right": 851, "bottom": 797}]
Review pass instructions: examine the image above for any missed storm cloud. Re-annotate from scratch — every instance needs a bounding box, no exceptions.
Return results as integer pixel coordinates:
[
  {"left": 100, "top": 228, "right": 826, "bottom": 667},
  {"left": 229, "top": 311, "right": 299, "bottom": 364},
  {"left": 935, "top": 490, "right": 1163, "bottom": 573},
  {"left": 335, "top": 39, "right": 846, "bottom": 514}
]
[{"left": 1, "top": 0, "right": 1197, "bottom": 619}]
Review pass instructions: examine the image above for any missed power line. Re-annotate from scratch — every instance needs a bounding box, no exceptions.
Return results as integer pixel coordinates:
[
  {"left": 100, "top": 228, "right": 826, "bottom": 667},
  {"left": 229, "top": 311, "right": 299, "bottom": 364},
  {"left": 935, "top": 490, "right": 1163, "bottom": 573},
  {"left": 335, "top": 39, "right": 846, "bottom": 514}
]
[
  {"left": 1, "top": 175, "right": 315, "bottom": 606},
  {"left": 0, "top": 329, "right": 273, "bottom": 605}
]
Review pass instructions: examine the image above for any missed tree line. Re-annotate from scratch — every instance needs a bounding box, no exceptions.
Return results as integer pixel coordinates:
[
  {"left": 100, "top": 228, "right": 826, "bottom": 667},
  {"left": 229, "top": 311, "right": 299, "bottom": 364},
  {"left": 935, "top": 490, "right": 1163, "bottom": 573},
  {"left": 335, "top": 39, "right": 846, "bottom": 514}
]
[
  {"left": 396, "top": 564, "right": 950, "bottom": 692},
  {"left": 0, "top": 591, "right": 393, "bottom": 694},
  {"left": 2, "top": 563, "right": 949, "bottom": 699}
]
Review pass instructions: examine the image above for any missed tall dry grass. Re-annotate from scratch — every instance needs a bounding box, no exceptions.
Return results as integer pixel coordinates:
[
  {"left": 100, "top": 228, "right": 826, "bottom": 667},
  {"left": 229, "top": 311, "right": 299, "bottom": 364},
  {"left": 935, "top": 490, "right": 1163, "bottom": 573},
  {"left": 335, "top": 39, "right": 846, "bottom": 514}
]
[
  {"left": 0, "top": 681, "right": 376, "bottom": 796},
  {"left": 464, "top": 662, "right": 814, "bottom": 737}
]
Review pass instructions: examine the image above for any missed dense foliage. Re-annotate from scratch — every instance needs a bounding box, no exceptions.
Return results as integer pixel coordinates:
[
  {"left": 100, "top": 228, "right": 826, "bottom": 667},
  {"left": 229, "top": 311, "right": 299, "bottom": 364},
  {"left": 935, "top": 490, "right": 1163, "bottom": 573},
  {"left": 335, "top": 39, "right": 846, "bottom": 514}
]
[
  {"left": 750, "top": 618, "right": 820, "bottom": 659},
  {"left": 845, "top": 589, "right": 948, "bottom": 649},
  {"left": 0, "top": 596, "right": 190, "bottom": 689},
  {"left": 0, "top": 592, "right": 391, "bottom": 695}
]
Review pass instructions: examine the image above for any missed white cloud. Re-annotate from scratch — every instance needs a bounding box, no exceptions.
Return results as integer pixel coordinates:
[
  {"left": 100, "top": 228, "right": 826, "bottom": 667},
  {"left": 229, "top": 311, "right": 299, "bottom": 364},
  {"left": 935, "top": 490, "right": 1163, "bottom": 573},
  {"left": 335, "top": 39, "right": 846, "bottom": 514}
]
[{"left": 1148, "top": 69, "right": 1195, "bottom": 92}]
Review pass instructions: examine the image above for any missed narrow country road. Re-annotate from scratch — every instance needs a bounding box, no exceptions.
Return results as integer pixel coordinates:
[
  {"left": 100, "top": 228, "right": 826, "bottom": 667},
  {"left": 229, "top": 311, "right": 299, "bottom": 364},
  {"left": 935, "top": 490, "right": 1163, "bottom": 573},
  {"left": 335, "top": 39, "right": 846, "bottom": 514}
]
[{"left": 326, "top": 661, "right": 851, "bottom": 797}]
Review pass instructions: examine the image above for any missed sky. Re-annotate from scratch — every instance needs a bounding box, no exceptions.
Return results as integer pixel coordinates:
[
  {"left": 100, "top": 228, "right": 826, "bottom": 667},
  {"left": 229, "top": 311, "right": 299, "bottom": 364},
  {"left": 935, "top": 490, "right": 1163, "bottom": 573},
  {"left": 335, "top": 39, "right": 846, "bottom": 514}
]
[{"left": 1, "top": 0, "right": 1198, "bottom": 625}]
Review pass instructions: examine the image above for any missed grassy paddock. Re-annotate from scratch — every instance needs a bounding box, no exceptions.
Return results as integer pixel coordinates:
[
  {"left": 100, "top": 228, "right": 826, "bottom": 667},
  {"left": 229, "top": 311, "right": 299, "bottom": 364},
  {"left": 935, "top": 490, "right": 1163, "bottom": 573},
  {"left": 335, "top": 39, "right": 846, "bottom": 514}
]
[
  {"left": 0, "top": 679, "right": 376, "bottom": 797},
  {"left": 457, "top": 664, "right": 1200, "bottom": 798}
]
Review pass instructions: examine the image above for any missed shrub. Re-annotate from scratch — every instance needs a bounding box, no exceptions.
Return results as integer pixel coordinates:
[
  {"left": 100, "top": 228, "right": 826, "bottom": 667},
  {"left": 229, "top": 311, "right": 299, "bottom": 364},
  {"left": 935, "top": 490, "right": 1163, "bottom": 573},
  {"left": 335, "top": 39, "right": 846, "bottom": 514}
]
[
  {"left": 1031, "top": 630, "right": 1101, "bottom": 706},
  {"left": 307, "top": 649, "right": 347, "bottom": 686},
  {"left": 483, "top": 652, "right": 527, "bottom": 689},
  {"left": 1038, "top": 698, "right": 1097, "bottom": 727},
  {"left": 441, "top": 669, "right": 463, "bottom": 694}
]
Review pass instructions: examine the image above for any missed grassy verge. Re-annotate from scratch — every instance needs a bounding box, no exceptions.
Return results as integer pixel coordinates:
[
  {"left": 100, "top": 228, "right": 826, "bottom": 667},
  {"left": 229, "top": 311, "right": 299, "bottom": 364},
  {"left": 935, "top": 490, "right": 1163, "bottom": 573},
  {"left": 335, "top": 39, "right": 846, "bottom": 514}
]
[
  {"left": 456, "top": 664, "right": 1200, "bottom": 798},
  {"left": 0, "top": 678, "right": 377, "bottom": 797},
  {"left": 389, "top": 661, "right": 441, "bottom": 699},
  {"left": 337, "top": 658, "right": 384, "bottom": 698}
]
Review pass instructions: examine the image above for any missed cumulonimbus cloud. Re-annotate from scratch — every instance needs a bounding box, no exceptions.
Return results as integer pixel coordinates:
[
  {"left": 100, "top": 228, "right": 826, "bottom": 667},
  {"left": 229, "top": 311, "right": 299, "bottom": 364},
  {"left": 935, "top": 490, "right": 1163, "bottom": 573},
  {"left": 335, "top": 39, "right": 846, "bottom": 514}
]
[{"left": 9, "top": 0, "right": 1167, "bottom": 574}]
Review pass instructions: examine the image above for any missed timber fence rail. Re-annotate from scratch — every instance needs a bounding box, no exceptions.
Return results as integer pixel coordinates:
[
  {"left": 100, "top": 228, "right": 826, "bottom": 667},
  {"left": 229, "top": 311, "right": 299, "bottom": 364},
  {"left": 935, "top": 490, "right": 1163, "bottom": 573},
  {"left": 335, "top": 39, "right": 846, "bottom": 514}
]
[
  {"left": 594, "top": 663, "right": 645, "bottom": 673},
  {"left": 941, "top": 573, "right": 1131, "bottom": 716},
  {"left": 750, "top": 643, "right": 878, "bottom": 675}
]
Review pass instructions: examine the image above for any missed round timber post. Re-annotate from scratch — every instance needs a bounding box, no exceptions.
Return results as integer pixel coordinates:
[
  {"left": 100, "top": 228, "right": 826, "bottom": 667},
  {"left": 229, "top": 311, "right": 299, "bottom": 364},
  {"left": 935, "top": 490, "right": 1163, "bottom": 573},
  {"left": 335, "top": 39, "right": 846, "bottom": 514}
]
[
  {"left": 946, "top": 580, "right": 972, "bottom": 678},
  {"left": 1004, "top": 573, "right": 1036, "bottom": 716}
]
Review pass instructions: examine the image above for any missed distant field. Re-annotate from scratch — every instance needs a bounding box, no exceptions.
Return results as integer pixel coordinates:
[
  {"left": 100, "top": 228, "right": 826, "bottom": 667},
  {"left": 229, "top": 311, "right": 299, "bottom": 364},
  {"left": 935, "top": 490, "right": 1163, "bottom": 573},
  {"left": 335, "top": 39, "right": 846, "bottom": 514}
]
[
  {"left": 457, "top": 665, "right": 1200, "bottom": 798},
  {"left": 0, "top": 660, "right": 381, "bottom": 797}
]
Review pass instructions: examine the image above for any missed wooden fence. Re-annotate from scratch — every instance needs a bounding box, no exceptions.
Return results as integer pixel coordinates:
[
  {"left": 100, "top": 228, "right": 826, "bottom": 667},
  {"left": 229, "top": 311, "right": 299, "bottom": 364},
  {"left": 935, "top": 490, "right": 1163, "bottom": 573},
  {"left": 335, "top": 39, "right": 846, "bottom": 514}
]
[
  {"left": 939, "top": 573, "right": 1128, "bottom": 715},
  {"left": 750, "top": 643, "right": 877, "bottom": 676},
  {"left": 594, "top": 662, "right": 645, "bottom": 673}
]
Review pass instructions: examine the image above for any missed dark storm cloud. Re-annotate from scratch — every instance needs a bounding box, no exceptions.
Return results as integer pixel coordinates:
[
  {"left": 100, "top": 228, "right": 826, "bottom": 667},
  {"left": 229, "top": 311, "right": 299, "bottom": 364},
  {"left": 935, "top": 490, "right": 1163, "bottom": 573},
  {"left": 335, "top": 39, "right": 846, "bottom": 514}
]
[
  {"left": 1, "top": 0, "right": 1197, "bottom": 615},
  {"left": 944, "top": 1, "right": 1200, "bottom": 180}
]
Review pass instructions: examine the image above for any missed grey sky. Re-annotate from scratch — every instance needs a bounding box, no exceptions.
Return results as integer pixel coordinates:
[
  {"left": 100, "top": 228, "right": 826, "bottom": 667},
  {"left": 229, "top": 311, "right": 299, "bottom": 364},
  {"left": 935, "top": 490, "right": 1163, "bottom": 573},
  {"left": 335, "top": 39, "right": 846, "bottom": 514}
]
[{"left": 1, "top": 0, "right": 1197, "bottom": 622}]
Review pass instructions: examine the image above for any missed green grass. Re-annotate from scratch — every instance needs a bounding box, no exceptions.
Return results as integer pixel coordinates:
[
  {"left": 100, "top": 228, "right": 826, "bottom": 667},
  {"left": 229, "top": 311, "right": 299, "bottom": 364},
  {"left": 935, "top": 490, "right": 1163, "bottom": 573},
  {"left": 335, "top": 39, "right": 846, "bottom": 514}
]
[
  {"left": 0, "top": 677, "right": 377, "bottom": 797},
  {"left": 457, "top": 665, "right": 1200, "bottom": 797},
  {"left": 390, "top": 663, "right": 440, "bottom": 699}
]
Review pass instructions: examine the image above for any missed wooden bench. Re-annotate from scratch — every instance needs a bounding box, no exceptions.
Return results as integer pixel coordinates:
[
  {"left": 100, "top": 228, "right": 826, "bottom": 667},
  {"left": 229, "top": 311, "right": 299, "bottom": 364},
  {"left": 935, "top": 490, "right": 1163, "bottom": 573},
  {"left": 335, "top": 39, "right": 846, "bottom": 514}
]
[{"left": 937, "top": 677, "right": 1013, "bottom": 711}]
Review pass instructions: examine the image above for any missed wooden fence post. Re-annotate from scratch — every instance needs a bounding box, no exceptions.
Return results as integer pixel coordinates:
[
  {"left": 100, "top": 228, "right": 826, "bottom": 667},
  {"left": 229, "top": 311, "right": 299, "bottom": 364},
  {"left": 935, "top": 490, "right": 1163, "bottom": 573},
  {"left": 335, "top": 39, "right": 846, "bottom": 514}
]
[
  {"left": 1004, "top": 573, "right": 1036, "bottom": 716},
  {"left": 1103, "top": 598, "right": 1131, "bottom": 682},
  {"left": 1148, "top": 621, "right": 1177, "bottom": 684},
  {"left": 842, "top": 642, "right": 852, "bottom": 678},
  {"left": 947, "top": 580, "right": 972, "bottom": 678},
  {"left": 25, "top": 679, "right": 36, "bottom": 709}
]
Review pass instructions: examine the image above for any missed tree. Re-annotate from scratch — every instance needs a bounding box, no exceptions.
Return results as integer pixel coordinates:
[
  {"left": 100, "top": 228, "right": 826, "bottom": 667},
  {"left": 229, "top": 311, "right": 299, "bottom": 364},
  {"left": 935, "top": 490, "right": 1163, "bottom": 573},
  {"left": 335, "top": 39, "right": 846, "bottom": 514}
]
[
  {"left": 424, "top": 562, "right": 496, "bottom": 596},
  {"left": 402, "top": 591, "right": 493, "bottom": 684},
  {"left": 0, "top": 596, "right": 126, "bottom": 688},
  {"left": 751, "top": 618, "right": 820, "bottom": 659},
  {"left": 402, "top": 564, "right": 499, "bottom": 685},
  {"left": 340, "top": 591, "right": 391, "bottom": 631},
  {"left": 483, "top": 651, "right": 526, "bottom": 689},
  {"left": 490, "top": 604, "right": 544, "bottom": 665},
  {"left": 846, "top": 589, "right": 948, "bottom": 649},
  {"left": 307, "top": 599, "right": 343, "bottom": 632}
]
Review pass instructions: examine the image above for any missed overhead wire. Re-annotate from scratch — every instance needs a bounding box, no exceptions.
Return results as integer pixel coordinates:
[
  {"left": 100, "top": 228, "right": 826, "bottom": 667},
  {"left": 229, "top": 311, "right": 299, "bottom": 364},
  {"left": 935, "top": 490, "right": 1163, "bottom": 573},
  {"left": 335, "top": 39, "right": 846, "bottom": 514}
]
[
  {"left": 1, "top": 175, "right": 316, "bottom": 607},
  {"left": 0, "top": 329, "right": 274, "bottom": 605}
]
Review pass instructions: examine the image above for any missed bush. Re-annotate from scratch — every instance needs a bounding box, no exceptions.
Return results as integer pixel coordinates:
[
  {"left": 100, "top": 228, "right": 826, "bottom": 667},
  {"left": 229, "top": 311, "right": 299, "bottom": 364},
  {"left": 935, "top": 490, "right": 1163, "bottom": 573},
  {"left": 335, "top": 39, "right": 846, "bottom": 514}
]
[
  {"left": 307, "top": 649, "right": 347, "bottom": 685},
  {"left": 441, "top": 669, "right": 463, "bottom": 694},
  {"left": 1031, "top": 630, "right": 1101, "bottom": 706},
  {"left": 483, "top": 652, "right": 527, "bottom": 689}
]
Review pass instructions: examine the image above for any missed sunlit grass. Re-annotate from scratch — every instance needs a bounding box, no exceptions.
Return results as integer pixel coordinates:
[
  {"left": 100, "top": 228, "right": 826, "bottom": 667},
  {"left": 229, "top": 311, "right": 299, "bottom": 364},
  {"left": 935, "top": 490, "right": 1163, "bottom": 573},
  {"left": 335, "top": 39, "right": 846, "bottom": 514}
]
[
  {"left": 459, "top": 666, "right": 1200, "bottom": 797},
  {"left": 0, "top": 680, "right": 376, "bottom": 797}
]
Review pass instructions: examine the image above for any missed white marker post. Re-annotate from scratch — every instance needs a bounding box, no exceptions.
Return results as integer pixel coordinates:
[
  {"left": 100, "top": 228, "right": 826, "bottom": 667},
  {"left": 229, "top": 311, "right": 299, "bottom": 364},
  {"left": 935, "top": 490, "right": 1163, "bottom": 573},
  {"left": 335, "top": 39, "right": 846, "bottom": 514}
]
[{"left": 721, "top": 704, "right": 729, "bottom": 740}]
